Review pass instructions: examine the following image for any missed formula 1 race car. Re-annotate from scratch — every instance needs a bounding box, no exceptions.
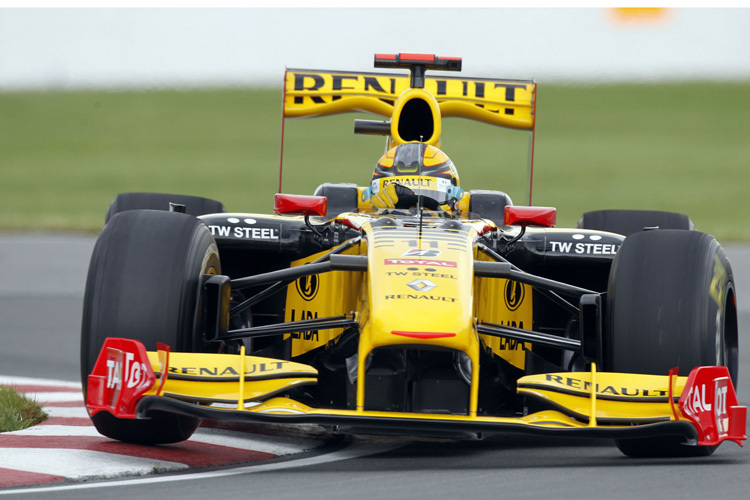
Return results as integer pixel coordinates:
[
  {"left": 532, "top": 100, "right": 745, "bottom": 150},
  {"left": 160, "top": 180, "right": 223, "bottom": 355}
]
[{"left": 81, "top": 53, "right": 745, "bottom": 458}]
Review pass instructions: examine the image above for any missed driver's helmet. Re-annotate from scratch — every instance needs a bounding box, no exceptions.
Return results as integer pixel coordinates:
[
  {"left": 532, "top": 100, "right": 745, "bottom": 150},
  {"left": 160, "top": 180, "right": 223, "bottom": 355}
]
[{"left": 369, "top": 142, "right": 462, "bottom": 212}]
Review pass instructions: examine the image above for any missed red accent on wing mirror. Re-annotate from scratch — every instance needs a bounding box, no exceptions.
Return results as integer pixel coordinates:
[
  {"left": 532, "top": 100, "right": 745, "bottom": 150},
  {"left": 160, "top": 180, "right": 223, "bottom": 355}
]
[
  {"left": 274, "top": 194, "right": 327, "bottom": 217},
  {"left": 504, "top": 206, "right": 557, "bottom": 228}
]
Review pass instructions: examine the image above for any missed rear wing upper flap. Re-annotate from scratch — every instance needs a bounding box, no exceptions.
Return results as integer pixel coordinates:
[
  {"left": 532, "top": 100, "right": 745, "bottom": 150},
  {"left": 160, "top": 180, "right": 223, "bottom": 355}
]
[{"left": 284, "top": 69, "right": 537, "bottom": 131}]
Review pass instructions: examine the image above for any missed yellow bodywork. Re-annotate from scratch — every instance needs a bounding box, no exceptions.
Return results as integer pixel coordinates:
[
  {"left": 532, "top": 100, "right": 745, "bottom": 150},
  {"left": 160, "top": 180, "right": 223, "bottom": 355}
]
[
  {"left": 283, "top": 69, "right": 536, "bottom": 132},
  {"left": 136, "top": 347, "right": 691, "bottom": 430},
  {"left": 285, "top": 215, "right": 592, "bottom": 420},
  {"left": 283, "top": 241, "right": 365, "bottom": 357},
  {"left": 474, "top": 248, "right": 533, "bottom": 369},
  {"left": 142, "top": 351, "right": 318, "bottom": 405},
  {"left": 280, "top": 216, "right": 545, "bottom": 416},
  {"left": 174, "top": 60, "right": 684, "bottom": 433},
  {"left": 387, "top": 88, "right": 442, "bottom": 147},
  {"left": 517, "top": 369, "right": 686, "bottom": 424},
  {"left": 359, "top": 219, "right": 481, "bottom": 414}
]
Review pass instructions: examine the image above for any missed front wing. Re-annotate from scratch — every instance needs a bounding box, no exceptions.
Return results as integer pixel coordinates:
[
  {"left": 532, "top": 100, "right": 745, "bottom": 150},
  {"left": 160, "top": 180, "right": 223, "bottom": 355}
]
[{"left": 86, "top": 338, "right": 747, "bottom": 447}]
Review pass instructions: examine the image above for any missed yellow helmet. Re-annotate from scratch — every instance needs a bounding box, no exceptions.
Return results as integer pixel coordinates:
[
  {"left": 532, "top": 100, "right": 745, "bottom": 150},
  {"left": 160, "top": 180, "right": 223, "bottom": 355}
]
[{"left": 369, "top": 143, "right": 462, "bottom": 211}]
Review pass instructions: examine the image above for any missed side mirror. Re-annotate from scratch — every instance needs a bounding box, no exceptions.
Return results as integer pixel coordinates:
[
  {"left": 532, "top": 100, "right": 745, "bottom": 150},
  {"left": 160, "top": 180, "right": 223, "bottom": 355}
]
[
  {"left": 504, "top": 206, "right": 556, "bottom": 228},
  {"left": 274, "top": 194, "right": 328, "bottom": 217}
]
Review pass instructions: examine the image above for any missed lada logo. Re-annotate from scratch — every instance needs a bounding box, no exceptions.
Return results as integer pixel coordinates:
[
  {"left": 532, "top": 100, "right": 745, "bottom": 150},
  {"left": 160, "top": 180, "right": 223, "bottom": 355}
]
[
  {"left": 407, "top": 279, "right": 437, "bottom": 292},
  {"left": 504, "top": 280, "right": 524, "bottom": 311},
  {"left": 296, "top": 274, "right": 319, "bottom": 301}
]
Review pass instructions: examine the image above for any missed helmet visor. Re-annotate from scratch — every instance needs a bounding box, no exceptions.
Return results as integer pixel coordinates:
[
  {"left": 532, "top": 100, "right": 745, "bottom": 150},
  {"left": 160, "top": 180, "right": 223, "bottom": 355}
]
[{"left": 371, "top": 176, "right": 458, "bottom": 207}]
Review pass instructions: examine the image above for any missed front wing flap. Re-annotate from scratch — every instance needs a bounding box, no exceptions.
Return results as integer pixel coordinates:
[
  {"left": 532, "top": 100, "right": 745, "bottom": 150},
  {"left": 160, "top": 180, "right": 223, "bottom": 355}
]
[
  {"left": 86, "top": 338, "right": 746, "bottom": 447},
  {"left": 86, "top": 338, "right": 317, "bottom": 417}
]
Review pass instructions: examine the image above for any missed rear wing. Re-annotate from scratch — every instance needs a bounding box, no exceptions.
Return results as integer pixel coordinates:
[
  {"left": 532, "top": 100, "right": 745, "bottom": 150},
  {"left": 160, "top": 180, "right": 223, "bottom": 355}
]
[
  {"left": 277, "top": 53, "right": 538, "bottom": 203},
  {"left": 283, "top": 69, "right": 537, "bottom": 131}
]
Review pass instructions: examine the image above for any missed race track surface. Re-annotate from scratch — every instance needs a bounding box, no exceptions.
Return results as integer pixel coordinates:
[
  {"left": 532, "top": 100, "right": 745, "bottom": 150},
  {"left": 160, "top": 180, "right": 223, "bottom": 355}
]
[{"left": 1, "top": 233, "right": 749, "bottom": 498}]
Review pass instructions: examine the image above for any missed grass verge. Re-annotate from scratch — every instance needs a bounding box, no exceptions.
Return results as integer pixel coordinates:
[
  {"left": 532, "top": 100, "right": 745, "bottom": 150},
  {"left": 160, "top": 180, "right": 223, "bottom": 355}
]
[
  {"left": 0, "top": 385, "right": 48, "bottom": 432},
  {"left": 1, "top": 82, "right": 749, "bottom": 240}
]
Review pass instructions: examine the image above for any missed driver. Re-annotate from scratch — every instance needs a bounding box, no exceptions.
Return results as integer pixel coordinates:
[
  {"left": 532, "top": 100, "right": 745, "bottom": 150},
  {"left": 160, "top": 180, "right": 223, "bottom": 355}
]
[{"left": 365, "top": 142, "right": 463, "bottom": 214}]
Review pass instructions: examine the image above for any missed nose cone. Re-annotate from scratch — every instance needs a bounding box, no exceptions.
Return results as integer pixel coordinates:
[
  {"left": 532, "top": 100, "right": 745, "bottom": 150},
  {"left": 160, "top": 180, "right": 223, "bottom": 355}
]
[{"left": 362, "top": 223, "right": 477, "bottom": 355}]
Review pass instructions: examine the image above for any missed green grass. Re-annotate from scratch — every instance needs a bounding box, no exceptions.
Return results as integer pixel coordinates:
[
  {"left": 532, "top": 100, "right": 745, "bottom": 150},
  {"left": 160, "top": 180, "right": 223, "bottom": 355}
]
[
  {"left": 0, "top": 385, "right": 48, "bottom": 432},
  {"left": 1, "top": 82, "right": 749, "bottom": 240}
]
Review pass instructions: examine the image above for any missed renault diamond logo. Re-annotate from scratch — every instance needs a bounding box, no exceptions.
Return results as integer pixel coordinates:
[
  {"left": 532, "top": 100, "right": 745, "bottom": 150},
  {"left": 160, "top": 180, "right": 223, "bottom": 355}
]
[{"left": 407, "top": 279, "right": 437, "bottom": 292}]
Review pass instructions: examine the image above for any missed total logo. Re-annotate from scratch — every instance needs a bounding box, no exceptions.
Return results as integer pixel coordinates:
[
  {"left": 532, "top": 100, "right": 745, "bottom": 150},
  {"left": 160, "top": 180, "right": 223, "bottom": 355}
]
[
  {"left": 385, "top": 259, "right": 457, "bottom": 268},
  {"left": 105, "top": 352, "right": 149, "bottom": 391},
  {"left": 682, "top": 378, "right": 730, "bottom": 437},
  {"left": 407, "top": 279, "right": 437, "bottom": 292}
]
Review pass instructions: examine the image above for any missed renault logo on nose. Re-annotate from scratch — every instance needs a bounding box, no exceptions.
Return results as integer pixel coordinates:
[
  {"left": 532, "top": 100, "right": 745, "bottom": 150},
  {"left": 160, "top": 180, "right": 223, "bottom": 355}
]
[{"left": 407, "top": 279, "right": 437, "bottom": 292}]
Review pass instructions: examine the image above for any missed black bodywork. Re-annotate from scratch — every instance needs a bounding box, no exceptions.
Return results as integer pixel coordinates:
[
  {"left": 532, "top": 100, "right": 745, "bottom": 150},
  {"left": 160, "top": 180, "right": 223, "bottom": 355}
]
[{"left": 198, "top": 209, "right": 623, "bottom": 416}]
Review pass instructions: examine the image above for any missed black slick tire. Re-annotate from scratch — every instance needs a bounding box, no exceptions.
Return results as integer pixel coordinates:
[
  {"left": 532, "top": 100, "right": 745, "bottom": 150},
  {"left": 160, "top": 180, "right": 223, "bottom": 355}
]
[
  {"left": 105, "top": 192, "right": 225, "bottom": 223},
  {"left": 605, "top": 230, "right": 738, "bottom": 457},
  {"left": 81, "top": 210, "right": 220, "bottom": 444},
  {"left": 578, "top": 209, "right": 694, "bottom": 237}
]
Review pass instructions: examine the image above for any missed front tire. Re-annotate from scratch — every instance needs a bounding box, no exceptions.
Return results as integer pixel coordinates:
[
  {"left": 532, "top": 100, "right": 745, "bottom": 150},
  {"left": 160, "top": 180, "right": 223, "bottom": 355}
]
[
  {"left": 604, "top": 230, "right": 737, "bottom": 457},
  {"left": 81, "top": 210, "right": 220, "bottom": 444}
]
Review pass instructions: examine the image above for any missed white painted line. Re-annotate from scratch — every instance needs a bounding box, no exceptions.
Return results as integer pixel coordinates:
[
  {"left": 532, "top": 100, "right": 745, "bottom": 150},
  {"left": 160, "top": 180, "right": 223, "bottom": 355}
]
[
  {"left": 0, "top": 375, "right": 81, "bottom": 389},
  {"left": 42, "top": 406, "right": 90, "bottom": 418},
  {"left": 5, "top": 425, "right": 101, "bottom": 437},
  {"left": 191, "top": 427, "right": 316, "bottom": 455},
  {"left": 24, "top": 392, "right": 83, "bottom": 403},
  {"left": 0, "top": 373, "right": 344, "bottom": 493},
  {"left": 0, "top": 440, "right": 403, "bottom": 495},
  {"left": 0, "top": 448, "right": 188, "bottom": 480},
  {"left": 7, "top": 423, "right": 319, "bottom": 456}
]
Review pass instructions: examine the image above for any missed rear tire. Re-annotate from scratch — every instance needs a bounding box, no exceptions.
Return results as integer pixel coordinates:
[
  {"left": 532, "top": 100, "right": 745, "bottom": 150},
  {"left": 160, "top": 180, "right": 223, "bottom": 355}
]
[
  {"left": 604, "top": 230, "right": 737, "bottom": 457},
  {"left": 105, "top": 192, "right": 225, "bottom": 223},
  {"left": 81, "top": 210, "right": 220, "bottom": 444},
  {"left": 578, "top": 209, "right": 694, "bottom": 237}
]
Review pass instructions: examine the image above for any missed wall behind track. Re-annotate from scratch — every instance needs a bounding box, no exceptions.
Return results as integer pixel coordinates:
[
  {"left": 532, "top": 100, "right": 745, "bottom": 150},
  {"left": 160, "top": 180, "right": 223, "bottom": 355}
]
[{"left": 1, "top": 8, "right": 749, "bottom": 90}]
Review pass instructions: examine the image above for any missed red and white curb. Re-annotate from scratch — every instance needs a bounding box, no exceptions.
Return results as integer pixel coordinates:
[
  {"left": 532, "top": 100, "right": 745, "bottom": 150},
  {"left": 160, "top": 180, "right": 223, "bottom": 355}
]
[{"left": 0, "top": 375, "right": 328, "bottom": 488}]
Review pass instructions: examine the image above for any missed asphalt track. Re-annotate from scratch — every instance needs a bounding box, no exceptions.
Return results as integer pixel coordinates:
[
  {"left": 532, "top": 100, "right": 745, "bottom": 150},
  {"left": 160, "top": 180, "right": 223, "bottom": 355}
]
[{"left": 1, "top": 233, "right": 749, "bottom": 499}]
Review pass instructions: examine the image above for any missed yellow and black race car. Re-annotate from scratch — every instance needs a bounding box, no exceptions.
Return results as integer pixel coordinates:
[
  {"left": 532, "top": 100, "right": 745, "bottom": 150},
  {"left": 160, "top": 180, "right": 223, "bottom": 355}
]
[{"left": 81, "top": 53, "right": 745, "bottom": 458}]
